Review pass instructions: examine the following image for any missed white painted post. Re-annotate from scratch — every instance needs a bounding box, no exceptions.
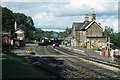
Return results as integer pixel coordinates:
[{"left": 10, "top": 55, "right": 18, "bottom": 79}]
[
  {"left": 111, "top": 50, "right": 114, "bottom": 61},
  {"left": 72, "top": 36, "right": 74, "bottom": 48}
]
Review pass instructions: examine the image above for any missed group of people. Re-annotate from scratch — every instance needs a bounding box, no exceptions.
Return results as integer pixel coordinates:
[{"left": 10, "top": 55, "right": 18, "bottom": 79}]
[{"left": 61, "top": 41, "right": 71, "bottom": 47}]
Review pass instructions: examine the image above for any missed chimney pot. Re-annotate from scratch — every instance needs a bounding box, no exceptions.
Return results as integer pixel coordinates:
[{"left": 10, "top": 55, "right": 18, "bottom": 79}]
[
  {"left": 105, "top": 26, "right": 107, "bottom": 38},
  {"left": 92, "top": 10, "right": 96, "bottom": 20},
  {"left": 84, "top": 14, "right": 89, "bottom": 22}
]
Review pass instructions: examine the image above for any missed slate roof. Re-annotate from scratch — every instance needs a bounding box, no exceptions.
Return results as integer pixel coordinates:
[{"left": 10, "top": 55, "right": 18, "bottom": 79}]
[
  {"left": 15, "top": 28, "right": 24, "bottom": 32},
  {"left": 73, "top": 21, "right": 92, "bottom": 31}
]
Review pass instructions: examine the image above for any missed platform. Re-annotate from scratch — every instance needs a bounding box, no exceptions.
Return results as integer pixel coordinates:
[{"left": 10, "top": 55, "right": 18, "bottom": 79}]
[{"left": 59, "top": 45, "right": 118, "bottom": 64}]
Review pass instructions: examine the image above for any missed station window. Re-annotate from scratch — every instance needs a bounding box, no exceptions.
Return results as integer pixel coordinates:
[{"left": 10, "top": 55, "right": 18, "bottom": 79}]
[{"left": 18, "top": 34, "right": 23, "bottom": 37}]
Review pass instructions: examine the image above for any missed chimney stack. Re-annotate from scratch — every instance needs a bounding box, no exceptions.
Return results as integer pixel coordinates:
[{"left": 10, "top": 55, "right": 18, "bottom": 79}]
[
  {"left": 14, "top": 21, "right": 17, "bottom": 30},
  {"left": 92, "top": 10, "right": 96, "bottom": 20},
  {"left": 84, "top": 14, "right": 89, "bottom": 22},
  {"left": 105, "top": 26, "right": 107, "bottom": 38}
]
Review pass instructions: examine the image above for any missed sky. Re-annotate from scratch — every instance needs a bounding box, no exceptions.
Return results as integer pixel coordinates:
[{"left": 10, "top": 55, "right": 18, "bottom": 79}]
[{"left": 1, "top": 0, "right": 119, "bottom": 32}]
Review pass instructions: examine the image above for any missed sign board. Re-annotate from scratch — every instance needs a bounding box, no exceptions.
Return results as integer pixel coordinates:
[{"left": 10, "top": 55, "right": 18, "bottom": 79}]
[{"left": 2, "top": 36, "right": 9, "bottom": 45}]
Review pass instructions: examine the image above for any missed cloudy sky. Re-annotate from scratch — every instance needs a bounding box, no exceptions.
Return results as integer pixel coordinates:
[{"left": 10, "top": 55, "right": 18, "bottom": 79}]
[{"left": 1, "top": 0, "right": 119, "bottom": 32}]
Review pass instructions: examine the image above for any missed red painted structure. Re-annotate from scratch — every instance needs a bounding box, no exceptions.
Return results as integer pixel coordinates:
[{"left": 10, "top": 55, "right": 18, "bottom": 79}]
[{"left": 103, "top": 51, "right": 106, "bottom": 56}]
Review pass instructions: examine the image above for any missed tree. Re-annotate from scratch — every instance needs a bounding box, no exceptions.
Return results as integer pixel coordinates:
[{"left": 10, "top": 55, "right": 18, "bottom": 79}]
[
  {"left": 58, "top": 27, "right": 72, "bottom": 39},
  {"left": 2, "top": 7, "right": 14, "bottom": 32},
  {"left": 104, "top": 27, "right": 120, "bottom": 49},
  {"left": 2, "top": 6, "right": 73, "bottom": 42},
  {"left": 2, "top": 6, "right": 36, "bottom": 41}
]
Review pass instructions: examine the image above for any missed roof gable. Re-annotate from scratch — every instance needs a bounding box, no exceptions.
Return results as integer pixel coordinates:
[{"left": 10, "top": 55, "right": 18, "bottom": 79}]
[
  {"left": 85, "top": 20, "right": 103, "bottom": 29},
  {"left": 72, "top": 20, "right": 102, "bottom": 31},
  {"left": 81, "top": 21, "right": 92, "bottom": 30},
  {"left": 15, "top": 28, "right": 24, "bottom": 33}
]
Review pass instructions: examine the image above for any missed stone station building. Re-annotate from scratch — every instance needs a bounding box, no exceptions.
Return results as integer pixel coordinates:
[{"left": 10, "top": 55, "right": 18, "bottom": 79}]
[{"left": 71, "top": 11, "right": 106, "bottom": 49}]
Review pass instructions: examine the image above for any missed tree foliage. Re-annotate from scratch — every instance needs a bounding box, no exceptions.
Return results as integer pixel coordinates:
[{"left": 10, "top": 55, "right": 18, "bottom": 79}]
[
  {"left": 2, "top": 6, "right": 73, "bottom": 41},
  {"left": 58, "top": 27, "right": 72, "bottom": 39},
  {"left": 103, "top": 27, "right": 120, "bottom": 49},
  {"left": 2, "top": 7, "right": 14, "bottom": 32},
  {"left": 2, "top": 7, "right": 35, "bottom": 40}
]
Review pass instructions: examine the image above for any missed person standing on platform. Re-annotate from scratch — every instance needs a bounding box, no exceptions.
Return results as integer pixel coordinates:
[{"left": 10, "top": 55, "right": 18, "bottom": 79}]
[{"left": 65, "top": 42, "right": 67, "bottom": 47}]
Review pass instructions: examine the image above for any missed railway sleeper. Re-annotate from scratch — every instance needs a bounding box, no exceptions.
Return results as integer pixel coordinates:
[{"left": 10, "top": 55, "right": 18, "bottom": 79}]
[{"left": 66, "top": 58, "right": 114, "bottom": 78}]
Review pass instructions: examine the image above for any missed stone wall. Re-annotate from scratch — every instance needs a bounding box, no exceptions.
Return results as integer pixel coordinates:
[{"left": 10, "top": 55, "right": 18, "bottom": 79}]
[
  {"left": 72, "top": 22, "right": 104, "bottom": 48},
  {"left": 72, "top": 25, "right": 76, "bottom": 38},
  {"left": 73, "top": 31, "right": 87, "bottom": 47},
  {"left": 86, "top": 22, "right": 103, "bottom": 37}
]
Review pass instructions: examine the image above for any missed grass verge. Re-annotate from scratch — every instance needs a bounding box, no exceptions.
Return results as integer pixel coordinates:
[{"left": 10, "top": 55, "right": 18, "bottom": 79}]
[{"left": 2, "top": 53, "right": 56, "bottom": 80}]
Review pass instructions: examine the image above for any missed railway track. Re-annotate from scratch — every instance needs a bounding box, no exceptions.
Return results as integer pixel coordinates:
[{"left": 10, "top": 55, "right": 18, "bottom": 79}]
[
  {"left": 40, "top": 46, "right": 101, "bottom": 78},
  {"left": 56, "top": 46, "right": 120, "bottom": 69},
  {"left": 35, "top": 45, "right": 119, "bottom": 79},
  {"left": 44, "top": 47, "right": 99, "bottom": 78},
  {"left": 65, "top": 58, "right": 116, "bottom": 79},
  {"left": 36, "top": 46, "right": 47, "bottom": 55},
  {"left": 44, "top": 45, "right": 117, "bottom": 79},
  {"left": 45, "top": 46, "right": 61, "bottom": 55},
  {"left": 54, "top": 46, "right": 120, "bottom": 75}
]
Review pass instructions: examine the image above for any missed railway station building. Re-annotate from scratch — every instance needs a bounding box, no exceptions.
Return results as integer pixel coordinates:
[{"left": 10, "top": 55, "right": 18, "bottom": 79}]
[{"left": 70, "top": 11, "right": 107, "bottom": 49}]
